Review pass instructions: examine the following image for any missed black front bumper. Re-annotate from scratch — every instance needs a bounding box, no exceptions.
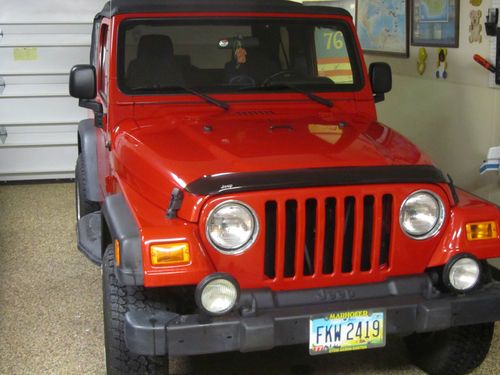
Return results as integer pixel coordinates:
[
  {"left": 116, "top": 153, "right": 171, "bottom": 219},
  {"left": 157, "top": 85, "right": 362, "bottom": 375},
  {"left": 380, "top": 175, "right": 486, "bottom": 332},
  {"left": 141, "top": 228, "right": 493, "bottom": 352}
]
[{"left": 124, "top": 273, "right": 500, "bottom": 357}]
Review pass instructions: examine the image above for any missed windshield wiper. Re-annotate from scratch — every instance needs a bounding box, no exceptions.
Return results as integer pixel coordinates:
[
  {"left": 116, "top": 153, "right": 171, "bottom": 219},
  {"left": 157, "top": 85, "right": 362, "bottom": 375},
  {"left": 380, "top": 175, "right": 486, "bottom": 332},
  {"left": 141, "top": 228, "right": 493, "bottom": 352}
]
[
  {"left": 130, "top": 85, "right": 229, "bottom": 110},
  {"left": 262, "top": 83, "right": 333, "bottom": 108}
]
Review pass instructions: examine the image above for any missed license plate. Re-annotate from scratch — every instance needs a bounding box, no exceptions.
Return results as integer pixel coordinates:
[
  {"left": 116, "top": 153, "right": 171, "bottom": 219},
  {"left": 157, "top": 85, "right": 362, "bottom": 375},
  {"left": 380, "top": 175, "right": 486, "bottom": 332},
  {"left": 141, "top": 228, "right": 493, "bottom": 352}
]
[{"left": 309, "top": 309, "right": 386, "bottom": 355}]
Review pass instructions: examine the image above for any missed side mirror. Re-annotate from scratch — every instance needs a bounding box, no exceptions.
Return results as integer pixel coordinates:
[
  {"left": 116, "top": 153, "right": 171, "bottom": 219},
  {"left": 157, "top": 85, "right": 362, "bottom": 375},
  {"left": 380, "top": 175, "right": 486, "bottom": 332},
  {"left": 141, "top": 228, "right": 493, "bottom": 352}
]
[
  {"left": 69, "top": 64, "right": 96, "bottom": 99},
  {"left": 369, "top": 63, "right": 392, "bottom": 103},
  {"left": 69, "top": 64, "right": 103, "bottom": 127}
]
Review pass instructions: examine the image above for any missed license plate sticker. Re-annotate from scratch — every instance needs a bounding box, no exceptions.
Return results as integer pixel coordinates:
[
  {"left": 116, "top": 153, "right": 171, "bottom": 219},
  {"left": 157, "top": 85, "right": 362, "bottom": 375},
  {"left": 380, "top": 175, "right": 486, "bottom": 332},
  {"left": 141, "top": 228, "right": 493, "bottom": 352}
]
[{"left": 309, "top": 309, "right": 386, "bottom": 355}]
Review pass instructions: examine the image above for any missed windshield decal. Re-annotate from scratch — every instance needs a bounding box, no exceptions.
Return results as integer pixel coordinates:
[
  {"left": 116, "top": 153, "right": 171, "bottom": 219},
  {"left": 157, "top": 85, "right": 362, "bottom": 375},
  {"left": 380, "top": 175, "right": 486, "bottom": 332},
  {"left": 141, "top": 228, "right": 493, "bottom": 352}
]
[{"left": 309, "top": 124, "right": 344, "bottom": 145}]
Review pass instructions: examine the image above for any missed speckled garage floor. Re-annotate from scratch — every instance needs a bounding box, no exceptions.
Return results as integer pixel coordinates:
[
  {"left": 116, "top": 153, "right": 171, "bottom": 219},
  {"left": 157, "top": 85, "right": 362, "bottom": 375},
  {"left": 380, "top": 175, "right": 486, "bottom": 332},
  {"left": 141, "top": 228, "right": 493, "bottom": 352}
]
[{"left": 0, "top": 183, "right": 499, "bottom": 375}]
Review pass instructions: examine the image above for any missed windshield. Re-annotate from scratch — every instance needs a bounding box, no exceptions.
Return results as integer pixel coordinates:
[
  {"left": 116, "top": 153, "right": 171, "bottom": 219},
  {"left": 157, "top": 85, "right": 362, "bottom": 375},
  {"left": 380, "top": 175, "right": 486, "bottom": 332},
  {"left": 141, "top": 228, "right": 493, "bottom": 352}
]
[{"left": 118, "top": 18, "right": 363, "bottom": 94}]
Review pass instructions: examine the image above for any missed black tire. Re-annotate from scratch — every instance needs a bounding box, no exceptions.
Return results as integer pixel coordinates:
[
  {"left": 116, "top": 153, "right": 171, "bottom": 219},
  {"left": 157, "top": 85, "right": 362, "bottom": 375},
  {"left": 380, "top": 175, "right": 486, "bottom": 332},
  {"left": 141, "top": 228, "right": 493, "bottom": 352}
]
[
  {"left": 404, "top": 323, "right": 494, "bottom": 375},
  {"left": 75, "top": 154, "right": 100, "bottom": 220},
  {"left": 102, "top": 245, "right": 170, "bottom": 375}
]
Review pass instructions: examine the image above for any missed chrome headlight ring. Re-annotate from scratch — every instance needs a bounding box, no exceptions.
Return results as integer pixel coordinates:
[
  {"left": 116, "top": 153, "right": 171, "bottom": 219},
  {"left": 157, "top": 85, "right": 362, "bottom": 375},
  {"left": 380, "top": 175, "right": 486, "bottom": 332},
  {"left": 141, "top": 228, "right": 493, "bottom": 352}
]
[
  {"left": 399, "top": 190, "right": 446, "bottom": 240},
  {"left": 205, "top": 200, "right": 259, "bottom": 254}
]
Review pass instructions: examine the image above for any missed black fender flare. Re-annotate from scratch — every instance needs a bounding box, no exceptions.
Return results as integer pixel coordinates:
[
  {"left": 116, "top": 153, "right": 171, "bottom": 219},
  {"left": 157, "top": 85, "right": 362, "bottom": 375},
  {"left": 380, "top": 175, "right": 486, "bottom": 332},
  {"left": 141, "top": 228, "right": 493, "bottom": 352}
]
[
  {"left": 102, "top": 193, "right": 144, "bottom": 286},
  {"left": 77, "top": 119, "right": 101, "bottom": 203}
]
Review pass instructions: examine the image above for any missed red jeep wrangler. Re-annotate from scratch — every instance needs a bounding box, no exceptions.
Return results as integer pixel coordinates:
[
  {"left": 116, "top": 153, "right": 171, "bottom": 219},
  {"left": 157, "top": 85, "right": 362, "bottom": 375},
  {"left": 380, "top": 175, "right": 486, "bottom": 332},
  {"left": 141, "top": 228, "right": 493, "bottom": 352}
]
[{"left": 70, "top": 1, "right": 500, "bottom": 374}]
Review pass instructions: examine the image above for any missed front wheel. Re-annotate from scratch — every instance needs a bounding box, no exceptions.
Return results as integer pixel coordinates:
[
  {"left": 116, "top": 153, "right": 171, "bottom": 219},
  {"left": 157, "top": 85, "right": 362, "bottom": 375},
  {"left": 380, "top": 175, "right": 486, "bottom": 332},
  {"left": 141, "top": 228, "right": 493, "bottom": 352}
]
[
  {"left": 404, "top": 323, "right": 494, "bottom": 375},
  {"left": 102, "top": 245, "right": 170, "bottom": 374}
]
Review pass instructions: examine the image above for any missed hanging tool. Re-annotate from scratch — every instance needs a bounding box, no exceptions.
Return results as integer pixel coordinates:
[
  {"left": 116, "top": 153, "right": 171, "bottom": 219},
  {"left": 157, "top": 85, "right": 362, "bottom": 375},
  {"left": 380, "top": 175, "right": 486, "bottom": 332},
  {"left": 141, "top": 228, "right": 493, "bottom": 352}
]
[{"left": 473, "top": 54, "right": 496, "bottom": 73}]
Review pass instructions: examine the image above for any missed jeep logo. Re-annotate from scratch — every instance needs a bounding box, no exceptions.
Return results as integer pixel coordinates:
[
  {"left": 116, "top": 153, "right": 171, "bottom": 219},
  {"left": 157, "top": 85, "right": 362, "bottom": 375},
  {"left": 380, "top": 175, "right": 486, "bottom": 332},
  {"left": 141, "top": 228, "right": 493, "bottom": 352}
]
[{"left": 316, "top": 289, "right": 355, "bottom": 302}]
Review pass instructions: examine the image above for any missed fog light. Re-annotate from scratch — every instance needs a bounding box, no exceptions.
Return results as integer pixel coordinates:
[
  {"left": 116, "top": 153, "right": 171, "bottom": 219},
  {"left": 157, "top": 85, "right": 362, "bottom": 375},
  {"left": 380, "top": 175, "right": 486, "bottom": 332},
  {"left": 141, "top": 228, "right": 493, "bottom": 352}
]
[
  {"left": 445, "top": 255, "right": 481, "bottom": 292},
  {"left": 466, "top": 221, "right": 498, "bottom": 241},
  {"left": 195, "top": 274, "right": 239, "bottom": 316},
  {"left": 150, "top": 242, "right": 190, "bottom": 266}
]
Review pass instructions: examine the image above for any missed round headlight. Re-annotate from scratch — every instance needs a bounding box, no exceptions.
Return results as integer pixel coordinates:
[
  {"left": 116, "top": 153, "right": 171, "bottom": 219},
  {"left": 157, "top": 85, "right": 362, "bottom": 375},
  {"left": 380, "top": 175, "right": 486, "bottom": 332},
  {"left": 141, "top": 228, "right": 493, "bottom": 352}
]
[
  {"left": 206, "top": 201, "right": 258, "bottom": 253},
  {"left": 446, "top": 256, "right": 481, "bottom": 292},
  {"left": 196, "top": 274, "right": 240, "bottom": 316},
  {"left": 400, "top": 190, "right": 445, "bottom": 239}
]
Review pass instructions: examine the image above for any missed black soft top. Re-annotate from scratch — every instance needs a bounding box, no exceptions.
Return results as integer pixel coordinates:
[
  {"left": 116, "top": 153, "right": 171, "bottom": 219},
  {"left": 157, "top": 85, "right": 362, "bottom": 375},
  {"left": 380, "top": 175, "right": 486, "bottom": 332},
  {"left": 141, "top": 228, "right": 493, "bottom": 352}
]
[{"left": 96, "top": 0, "right": 350, "bottom": 18}]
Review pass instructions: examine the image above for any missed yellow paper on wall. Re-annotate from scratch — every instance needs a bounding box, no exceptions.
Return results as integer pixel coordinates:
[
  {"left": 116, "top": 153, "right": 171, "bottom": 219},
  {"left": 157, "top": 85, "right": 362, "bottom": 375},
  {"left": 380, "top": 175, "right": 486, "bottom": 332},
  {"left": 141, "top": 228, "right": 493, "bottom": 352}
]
[{"left": 13, "top": 47, "right": 38, "bottom": 61}]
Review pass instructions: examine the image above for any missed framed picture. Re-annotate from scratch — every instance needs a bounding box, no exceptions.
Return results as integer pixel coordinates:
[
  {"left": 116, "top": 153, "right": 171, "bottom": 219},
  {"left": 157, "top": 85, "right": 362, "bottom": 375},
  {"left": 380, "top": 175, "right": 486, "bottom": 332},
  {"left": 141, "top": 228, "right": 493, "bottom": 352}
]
[
  {"left": 355, "top": 0, "right": 409, "bottom": 57},
  {"left": 411, "top": 0, "right": 460, "bottom": 47}
]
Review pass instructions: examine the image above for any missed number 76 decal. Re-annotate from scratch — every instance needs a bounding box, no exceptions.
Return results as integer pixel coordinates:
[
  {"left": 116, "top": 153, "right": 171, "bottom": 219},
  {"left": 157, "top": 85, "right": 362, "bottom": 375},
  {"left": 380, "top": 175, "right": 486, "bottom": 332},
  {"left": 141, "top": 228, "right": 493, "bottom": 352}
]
[{"left": 323, "top": 31, "right": 345, "bottom": 50}]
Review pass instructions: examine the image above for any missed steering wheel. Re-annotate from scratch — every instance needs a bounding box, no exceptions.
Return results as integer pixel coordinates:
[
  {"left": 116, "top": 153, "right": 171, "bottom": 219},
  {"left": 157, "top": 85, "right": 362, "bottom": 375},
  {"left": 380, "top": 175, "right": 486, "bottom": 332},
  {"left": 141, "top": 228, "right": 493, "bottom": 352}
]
[
  {"left": 229, "top": 75, "right": 256, "bottom": 87},
  {"left": 261, "top": 70, "right": 302, "bottom": 87}
]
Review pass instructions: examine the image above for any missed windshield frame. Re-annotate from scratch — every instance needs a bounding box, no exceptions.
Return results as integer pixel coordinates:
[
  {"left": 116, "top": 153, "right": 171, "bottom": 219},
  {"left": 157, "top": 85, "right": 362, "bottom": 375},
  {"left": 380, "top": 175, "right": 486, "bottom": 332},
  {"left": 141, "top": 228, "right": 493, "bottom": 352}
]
[{"left": 116, "top": 16, "right": 365, "bottom": 96}]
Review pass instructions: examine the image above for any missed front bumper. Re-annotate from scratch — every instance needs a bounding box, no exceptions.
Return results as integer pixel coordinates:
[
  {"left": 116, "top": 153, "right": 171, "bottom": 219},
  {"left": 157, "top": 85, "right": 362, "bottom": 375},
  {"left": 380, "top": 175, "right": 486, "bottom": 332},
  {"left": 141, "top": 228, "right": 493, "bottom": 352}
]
[{"left": 124, "top": 272, "right": 500, "bottom": 357}]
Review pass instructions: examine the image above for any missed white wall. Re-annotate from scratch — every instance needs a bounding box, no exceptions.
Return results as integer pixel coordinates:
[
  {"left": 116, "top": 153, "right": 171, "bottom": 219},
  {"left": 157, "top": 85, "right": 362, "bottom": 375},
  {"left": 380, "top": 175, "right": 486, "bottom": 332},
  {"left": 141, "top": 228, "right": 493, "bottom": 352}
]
[
  {"left": 365, "top": 1, "right": 500, "bottom": 203},
  {"left": 299, "top": 0, "right": 500, "bottom": 203}
]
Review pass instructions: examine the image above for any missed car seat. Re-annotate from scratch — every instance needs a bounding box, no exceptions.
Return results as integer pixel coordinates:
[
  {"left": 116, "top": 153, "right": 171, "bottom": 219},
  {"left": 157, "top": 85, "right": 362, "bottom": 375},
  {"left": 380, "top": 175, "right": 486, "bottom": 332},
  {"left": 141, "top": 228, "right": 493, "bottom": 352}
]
[{"left": 126, "top": 34, "right": 185, "bottom": 88}]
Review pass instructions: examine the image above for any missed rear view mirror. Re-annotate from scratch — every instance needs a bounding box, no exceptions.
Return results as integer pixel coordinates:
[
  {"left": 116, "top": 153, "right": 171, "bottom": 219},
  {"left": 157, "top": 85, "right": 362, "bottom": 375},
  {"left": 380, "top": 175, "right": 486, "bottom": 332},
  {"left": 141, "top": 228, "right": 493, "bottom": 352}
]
[
  {"left": 69, "top": 64, "right": 96, "bottom": 99},
  {"left": 218, "top": 36, "right": 260, "bottom": 49},
  {"left": 369, "top": 63, "right": 392, "bottom": 103}
]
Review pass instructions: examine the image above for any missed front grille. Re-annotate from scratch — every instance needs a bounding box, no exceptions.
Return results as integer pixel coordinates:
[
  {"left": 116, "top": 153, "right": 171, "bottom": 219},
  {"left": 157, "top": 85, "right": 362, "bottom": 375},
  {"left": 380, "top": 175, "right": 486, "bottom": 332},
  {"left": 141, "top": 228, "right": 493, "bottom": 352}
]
[{"left": 264, "top": 194, "right": 394, "bottom": 280}]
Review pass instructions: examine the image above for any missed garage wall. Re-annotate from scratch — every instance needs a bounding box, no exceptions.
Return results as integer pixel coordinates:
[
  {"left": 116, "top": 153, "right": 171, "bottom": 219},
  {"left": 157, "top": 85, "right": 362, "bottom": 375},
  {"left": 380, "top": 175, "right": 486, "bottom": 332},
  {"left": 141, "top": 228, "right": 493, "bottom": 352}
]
[
  {"left": 298, "top": 1, "right": 500, "bottom": 204},
  {"left": 364, "top": 1, "right": 500, "bottom": 204},
  {"left": 0, "top": 0, "right": 106, "bottom": 181}
]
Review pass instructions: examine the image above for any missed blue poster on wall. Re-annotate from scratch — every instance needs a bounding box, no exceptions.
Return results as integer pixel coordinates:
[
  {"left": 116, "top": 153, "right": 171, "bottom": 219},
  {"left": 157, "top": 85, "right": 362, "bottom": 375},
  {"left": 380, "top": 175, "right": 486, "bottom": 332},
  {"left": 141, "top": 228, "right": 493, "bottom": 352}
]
[
  {"left": 412, "top": 0, "right": 459, "bottom": 47},
  {"left": 419, "top": 1, "right": 450, "bottom": 22}
]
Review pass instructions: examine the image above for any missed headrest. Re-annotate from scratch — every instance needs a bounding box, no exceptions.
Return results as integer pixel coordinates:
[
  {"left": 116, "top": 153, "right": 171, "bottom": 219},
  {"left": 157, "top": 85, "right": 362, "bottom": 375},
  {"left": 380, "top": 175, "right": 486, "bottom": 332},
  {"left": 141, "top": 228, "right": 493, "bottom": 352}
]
[{"left": 137, "top": 34, "right": 174, "bottom": 59}]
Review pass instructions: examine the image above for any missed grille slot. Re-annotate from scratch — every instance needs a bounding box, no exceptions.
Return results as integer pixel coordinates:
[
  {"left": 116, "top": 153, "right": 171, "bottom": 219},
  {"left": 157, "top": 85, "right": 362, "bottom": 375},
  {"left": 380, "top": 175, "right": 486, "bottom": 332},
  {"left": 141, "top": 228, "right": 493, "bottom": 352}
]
[
  {"left": 361, "top": 196, "right": 375, "bottom": 271},
  {"left": 380, "top": 194, "right": 393, "bottom": 267},
  {"left": 264, "top": 193, "right": 394, "bottom": 280},
  {"left": 304, "top": 199, "right": 317, "bottom": 276},
  {"left": 264, "top": 201, "right": 277, "bottom": 279},
  {"left": 284, "top": 200, "right": 297, "bottom": 277},
  {"left": 342, "top": 197, "right": 355, "bottom": 273},
  {"left": 322, "top": 198, "right": 336, "bottom": 274}
]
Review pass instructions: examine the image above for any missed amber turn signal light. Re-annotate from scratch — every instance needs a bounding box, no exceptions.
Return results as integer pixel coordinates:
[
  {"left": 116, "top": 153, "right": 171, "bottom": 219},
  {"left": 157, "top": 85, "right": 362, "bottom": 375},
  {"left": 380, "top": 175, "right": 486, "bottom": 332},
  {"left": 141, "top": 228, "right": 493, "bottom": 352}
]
[
  {"left": 466, "top": 221, "right": 498, "bottom": 241},
  {"left": 114, "top": 240, "right": 121, "bottom": 267},
  {"left": 150, "top": 242, "right": 190, "bottom": 266}
]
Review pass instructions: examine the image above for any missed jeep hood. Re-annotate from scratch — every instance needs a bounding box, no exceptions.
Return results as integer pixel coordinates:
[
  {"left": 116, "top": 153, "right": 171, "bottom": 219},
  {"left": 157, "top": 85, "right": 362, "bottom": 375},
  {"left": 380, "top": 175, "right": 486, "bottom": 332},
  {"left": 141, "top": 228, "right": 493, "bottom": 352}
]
[{"left": 114, "top": 112, "right": 433, "bottom": 212}]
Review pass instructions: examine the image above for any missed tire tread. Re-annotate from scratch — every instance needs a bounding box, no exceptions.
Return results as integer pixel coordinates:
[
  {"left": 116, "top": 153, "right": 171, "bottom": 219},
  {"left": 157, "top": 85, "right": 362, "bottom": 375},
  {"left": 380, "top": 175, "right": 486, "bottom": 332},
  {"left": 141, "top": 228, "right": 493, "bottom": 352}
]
[
  {"left": 103, "top": 246, "right": 169, "bottom": 375},
  {"left": 405, "top": 323, "right": 494, "bottom": 375}
]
